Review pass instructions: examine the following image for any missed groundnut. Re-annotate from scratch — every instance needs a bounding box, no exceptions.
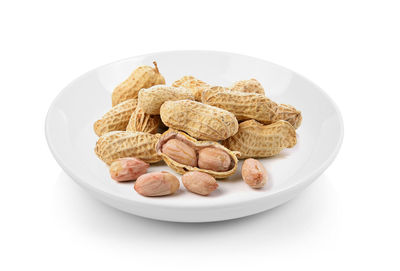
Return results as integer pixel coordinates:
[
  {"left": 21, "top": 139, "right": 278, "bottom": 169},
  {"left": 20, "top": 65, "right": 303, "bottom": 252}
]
[
  {"left": 182, "top": 172, "right": 218, "bottom": 196},
  {"left": 161, "top": 139, "right": 197, "bottom": 167},
  {"left": 109, "top": 157, "right": 149, "bottom": 182},
  {"left": 241, "top": 158, "right": 267, "bottom": 188},
  {"left": 134, "top": 171, "right": 180, "bottom": 197},
  {"left": 198, "top": 147, "right": 231, "bottom": 172}
]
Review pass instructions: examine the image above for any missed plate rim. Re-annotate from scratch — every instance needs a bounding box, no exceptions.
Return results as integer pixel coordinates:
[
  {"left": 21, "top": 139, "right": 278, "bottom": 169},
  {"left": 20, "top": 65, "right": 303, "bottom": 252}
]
[{"left": 45, "top": 50, "right": 344, "bottom": 209}]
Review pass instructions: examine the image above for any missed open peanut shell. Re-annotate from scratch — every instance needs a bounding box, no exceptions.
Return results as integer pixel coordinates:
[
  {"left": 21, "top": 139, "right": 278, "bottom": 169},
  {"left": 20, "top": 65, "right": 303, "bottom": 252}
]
[{"left": 156, "top": 129, "right": 240, "bottom": 179}]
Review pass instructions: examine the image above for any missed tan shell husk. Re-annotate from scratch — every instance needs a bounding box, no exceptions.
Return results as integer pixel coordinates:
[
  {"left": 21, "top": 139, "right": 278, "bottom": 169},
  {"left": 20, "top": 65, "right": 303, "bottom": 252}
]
[
  {"left": 138, "top": 85, "right": 195, "bottom": 115},
  {"left": 156, "top": 129, "right": 240, "bottom": 179},
  {"left": 230, "top": 78, "right": 265, "bottom": 95},
  {"left": 172, "top": 75, "right": 210, "bottom": 101},
  {"left": 93, "top": 99, "right": 138, "bottom": 136},
  {"left": 126, "top": 107, "right": 160, "bottom": 134},
  {"left": 222, "top": 120, "right": 297, "bottom": 159},
  {"left": 160, "top": 100, "right": 238, "bottom": 141},
  {"left": 112, "top": 61, "right": 165, "bottom": 106},
  {"left": 201, "top": 88, "right": 278, "bottom": 124},
  {"left": 273, "top": 104, "right": 302, "bottom": 129},
  {"left": 95, "top": 131, "right": 161, "bottom": 165},
  {"left": 209, "top": 86, "right": 230, "bottom": 92}
]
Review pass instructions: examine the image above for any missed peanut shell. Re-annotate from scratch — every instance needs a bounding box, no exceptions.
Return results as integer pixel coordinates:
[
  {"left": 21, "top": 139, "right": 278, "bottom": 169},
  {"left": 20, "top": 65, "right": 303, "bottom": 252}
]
[
  {"left": 126, "top": 107, "right": 160, "bottom": 134},
  {"left": 156, "top": 129, "right": 239, "bottom": 179},
  {"left": 222, "top": 120, "right": 296, "bottom": 158},
  {"left": 273, "top": 104, "right": 302, "bottom": 129},
  {"left": 95, "top": 131, "right": 161, "bottom": 165},
  {"left": 201, "top": 88, "right": 278, "bottom": 124},
  {"left": 230, "top": 78, "right": 265, "bottom": 95},
  {"left": 112, "top": 62, "right": 165, "bottom": 106},
  {"left": 138, "top": 85, "right": 194, "bottom": 115},
  {"left": 93, "top": 99, "right": 137, "bottom": 136},
  {"left": 209, "top": 86, "right": 230, "bottom": 92},
  {"left": 160, "top": 100, "right": 238, "bottom": 141},
  {"left": 172, "top": 76, "right": 210, "bottom": 101}
]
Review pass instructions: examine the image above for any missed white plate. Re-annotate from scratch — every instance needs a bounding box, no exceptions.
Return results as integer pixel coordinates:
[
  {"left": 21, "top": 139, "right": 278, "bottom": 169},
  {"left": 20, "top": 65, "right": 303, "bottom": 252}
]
[{"left": 45, "top": 51, "right": 343, "bottom": 222}]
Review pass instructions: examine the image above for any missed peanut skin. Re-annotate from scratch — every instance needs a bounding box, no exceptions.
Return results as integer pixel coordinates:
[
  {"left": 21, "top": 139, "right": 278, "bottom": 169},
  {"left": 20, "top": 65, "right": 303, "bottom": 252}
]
[
  {"left": 241, "top": 158, "right": 268, "bottom": 188},
  {"left": 134, "top": 171, "right": 180, "bottom": 197},
  {"left": 198, "top": 147, "right": 231, "bottom": 172},
  {"left": 161, "top": 139, "right": 197, "bottom": 167},
  {"left": 182, "top": 172, "right": 218, "bottom": 196},
  {"left": 109, "top": 157, "right": 149, "bottom": 182}
]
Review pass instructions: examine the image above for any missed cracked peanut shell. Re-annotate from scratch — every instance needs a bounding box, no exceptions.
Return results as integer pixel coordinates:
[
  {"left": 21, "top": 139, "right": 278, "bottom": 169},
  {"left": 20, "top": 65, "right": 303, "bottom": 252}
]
[
  {"left": 95, "top": 131, "right": 161, "bottom": 165},
  {"left": 112, "top": 61, "right": 165, "bottom": 106},
  {"left": 138, "top": 85, "right": 194, "bottom": 115},
  {"left": 156, "top": 129, "right": 240, "bottom": 179},
  {"left": 172, "top": 76, "right": 210, "bottom": 101},
  {"left": 222, "top": 120, "right": 296, "bottom": 158},
  {"left": 160, "top": 100, "right": 239, "bottom": 141},
  {"left": 201, "top": 88, "right": 278, "bottom": 124},
  {"left": 93, "top": 98, "right": 138, "bottom": 136}
]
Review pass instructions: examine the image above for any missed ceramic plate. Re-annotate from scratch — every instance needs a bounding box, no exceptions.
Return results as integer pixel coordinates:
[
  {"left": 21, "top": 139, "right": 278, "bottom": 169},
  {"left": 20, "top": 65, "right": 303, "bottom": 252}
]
[{"left": 45, "top": 51, "right": 343, "bottom": 222}]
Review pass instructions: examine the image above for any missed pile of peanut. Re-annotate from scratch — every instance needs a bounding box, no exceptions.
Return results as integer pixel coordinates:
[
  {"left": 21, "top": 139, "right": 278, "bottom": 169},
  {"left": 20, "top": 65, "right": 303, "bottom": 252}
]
[{"left": 94, "top": 62, "right": 301, "bottom": 197}]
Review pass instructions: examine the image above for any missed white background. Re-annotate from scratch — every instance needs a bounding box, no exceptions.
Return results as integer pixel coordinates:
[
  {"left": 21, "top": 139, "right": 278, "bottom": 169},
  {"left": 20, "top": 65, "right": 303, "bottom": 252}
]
[{"left": 1, "top": 0, "right": 399, "bottom": 270}]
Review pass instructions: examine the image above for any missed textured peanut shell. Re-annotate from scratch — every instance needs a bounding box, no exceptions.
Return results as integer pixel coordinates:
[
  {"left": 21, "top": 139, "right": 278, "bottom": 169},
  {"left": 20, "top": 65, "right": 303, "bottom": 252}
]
[
  {"left": 201, "top": 88, "right": 278, "bottom": 124},
  {"left": 126, "top": 107, "right": 160, "bottom": 134},
  {"left": 273, "top": 104, "right": 302, "bottom": 129},
  {"left": 95, "top": 131, "right": 161, "bottom": 165},
  {"left": 93, "top": 99, "right": 137, "bottom": 136},
  {"left": 112, "top": 62, "right": 165, "bottom": 106},
  {"left": 172, "top": 76, "right": 210, "bottom": 101},
  {"left": 222, "top": 120, "right": 296, "bottom": 158},
  {"left": 160, "top": 100, "right": 239, "bottom": 141},
  {"left": 209, "top": 86, "right": 229, "bottom": 92},
  {"left": 138, "top": 86, "right": 194, "bottom": 115},
  {"left": 156, "top": 129, "right": 240, "bottom": 179},
  {"left": 230, "top": 78, "right": 265, "bottom": 95}
]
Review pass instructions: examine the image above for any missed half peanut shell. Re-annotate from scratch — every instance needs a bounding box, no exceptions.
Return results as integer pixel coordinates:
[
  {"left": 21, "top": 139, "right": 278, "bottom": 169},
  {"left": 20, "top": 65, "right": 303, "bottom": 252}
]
[{"left": 156, "top": 129, "right": 240, "bottom": 179}]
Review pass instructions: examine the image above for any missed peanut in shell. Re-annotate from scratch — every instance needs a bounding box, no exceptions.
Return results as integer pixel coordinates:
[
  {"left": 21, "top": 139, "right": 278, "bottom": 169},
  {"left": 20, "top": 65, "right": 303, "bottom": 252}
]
[
  {"left": 112, "top": 61, "right": 165, "bottom": 106},
  {"left": 93, "top": 98, "right": 138, "bottom": 136},
  {"left": 126, "top": 107, "right": 160, "bottom": 134},
  {"left": 230, "top": 78, "right": 265, "bottom": 95},
  {"left": 273, "top": 104, "right": 302, "bottom": 129},
  {"left": 160, "top": 100, "right": 238, "bottom": 141},
  {"left": 222, "top": 120, "right": 296, "bottom": 158},
  {"left": 95, "top": 131, "right": 161, "bottom": 165},
  {"left": 172, "top": 75, "right": 210, "bottom": 101},
  {"left": 156, "top": 129, "right": 240, "bottom": 179},
  {"left": 138, "top": 85, "right": 194, "bottom": 115},
  {"left": 201, "top": 88, "right": 278, "bottom": 124}
]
